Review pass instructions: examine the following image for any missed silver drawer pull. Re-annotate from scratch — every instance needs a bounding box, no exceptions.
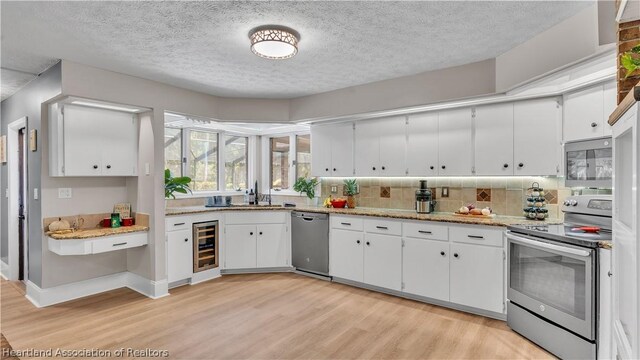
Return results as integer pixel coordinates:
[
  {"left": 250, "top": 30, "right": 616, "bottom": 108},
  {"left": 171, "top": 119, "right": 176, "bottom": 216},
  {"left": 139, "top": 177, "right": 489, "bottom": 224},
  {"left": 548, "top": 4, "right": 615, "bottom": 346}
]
[
  {"left": 174, "top": 222, "right": 185, "bottom": 226},
  {"left": 113, "top": 242, "right": 128, "bottom": 247},
  {"left": 376, "top": 226, "right": 388, "bottom": 230},
  {"left": 418, "top": 230, "right": 432, "bottom": 234},
  {"left": 467, "top": 235, "right": 484, "bottom": 239},
  {"left": 341, "top": 222, "right": 352, "bottom": 226}
]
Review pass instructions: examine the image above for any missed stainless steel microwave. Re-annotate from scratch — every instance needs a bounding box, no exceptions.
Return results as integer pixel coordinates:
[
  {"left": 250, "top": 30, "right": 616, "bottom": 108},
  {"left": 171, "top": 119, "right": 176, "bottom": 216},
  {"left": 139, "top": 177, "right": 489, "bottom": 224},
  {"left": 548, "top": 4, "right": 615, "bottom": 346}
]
[{"left": 564, "top": 137, "right": 612, "bottom": 188}]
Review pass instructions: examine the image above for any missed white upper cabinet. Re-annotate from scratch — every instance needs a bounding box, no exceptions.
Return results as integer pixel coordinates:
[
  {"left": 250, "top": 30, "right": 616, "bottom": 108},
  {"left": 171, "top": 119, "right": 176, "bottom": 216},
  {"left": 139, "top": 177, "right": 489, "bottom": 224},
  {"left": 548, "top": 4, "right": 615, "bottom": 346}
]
[
  {"left": 407, "top": 112, "right": 439, "bottom": 176},
  {"left": 438, "top": 108, "right": 473, "bottom": 176},
  {"left": 474, "top": 103, "right": 514, "bottom": 176},
  {"left": 355, "top": 116, "right": 406, "bottom": 176},
  {"left": 563, "top": 81, "right": 616, "bottom": 142},
  {"left": 513, "top": 98, "right": 561, "bottom": 176},
  {"left": 50, "top": 104, "right": 138, "bottom": 177},
  {"left": 310, "top": 122, "right": 354, "bottom": 177}
]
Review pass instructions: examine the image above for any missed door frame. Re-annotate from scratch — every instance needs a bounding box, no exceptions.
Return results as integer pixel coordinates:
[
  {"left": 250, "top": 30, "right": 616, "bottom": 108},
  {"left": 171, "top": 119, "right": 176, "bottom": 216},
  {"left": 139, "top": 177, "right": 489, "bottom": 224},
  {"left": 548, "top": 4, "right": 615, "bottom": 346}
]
[{"left": 6, "top": 117, "right": 28, "bottom": 281}]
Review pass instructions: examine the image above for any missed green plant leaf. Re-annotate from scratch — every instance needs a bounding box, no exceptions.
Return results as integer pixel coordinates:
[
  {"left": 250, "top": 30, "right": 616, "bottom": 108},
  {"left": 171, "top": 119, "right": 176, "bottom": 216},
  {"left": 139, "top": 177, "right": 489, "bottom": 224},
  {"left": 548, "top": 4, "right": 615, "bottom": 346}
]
[{"left": 622, "top": 53, "right": 639, "bottom": 78}]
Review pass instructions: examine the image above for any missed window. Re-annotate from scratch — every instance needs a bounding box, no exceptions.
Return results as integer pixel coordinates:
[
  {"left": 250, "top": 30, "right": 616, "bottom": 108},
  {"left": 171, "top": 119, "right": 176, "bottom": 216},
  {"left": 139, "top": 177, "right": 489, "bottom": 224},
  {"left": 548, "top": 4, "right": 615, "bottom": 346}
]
[
  {"left": 270, "top": 136, "right": 290, "bottom": 189},
  {"left": 189, "top": 130, "right": 218, "bottom": 191},
  {"left": 296, "top": 134, "right": 311, "bottom": 178},
  {"left": 224, "top": 135, "right": 248, "bottom": 191},
  {"left": 164, "top": 128, "right": 182, "bottom": 176}
]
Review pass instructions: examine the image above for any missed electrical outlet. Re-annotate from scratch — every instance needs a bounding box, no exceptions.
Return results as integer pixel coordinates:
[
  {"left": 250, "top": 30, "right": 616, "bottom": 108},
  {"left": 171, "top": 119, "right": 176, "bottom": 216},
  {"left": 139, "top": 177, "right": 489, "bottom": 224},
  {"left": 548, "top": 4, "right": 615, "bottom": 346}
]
[
  {"left": 34, "top": 188, "right": 38, "bottom": 200},
  {"left": 58, "top": 188, "right": 72, "bottom": 199},
  {"left": 331, "top": 186, "right": 337, "bottom": 194},
  {"left": 441, "top": 186, "right": 449, "bottom": 198}
]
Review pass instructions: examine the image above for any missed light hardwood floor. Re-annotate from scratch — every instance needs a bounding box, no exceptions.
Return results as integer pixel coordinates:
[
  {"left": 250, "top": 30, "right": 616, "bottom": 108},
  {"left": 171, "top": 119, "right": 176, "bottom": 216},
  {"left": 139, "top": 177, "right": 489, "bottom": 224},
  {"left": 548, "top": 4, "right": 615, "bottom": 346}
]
[{"left": 1, "top": 273, "right": 553, "bottom": 359}]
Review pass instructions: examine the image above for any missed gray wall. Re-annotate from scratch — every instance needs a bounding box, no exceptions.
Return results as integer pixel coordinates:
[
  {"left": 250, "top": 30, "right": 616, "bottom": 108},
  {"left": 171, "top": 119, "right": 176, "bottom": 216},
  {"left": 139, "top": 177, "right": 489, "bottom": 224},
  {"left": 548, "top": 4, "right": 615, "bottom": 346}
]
[{"left": 0, "top": 63, "right": 62, "bottom": 287}]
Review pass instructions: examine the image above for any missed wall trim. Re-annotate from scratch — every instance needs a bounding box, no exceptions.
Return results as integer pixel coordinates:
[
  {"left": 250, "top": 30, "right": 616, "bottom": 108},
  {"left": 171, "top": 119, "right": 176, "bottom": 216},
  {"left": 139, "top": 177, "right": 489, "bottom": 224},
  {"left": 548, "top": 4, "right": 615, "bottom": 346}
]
[
  {"left": 220, "top": 267, "right": 293, "bottom": 275},
  {"left": 25, "top": 272, "right": 169, "bottom": 307},
  {"left": 0, "top": 261, "right": 9, "bottom": 280}
]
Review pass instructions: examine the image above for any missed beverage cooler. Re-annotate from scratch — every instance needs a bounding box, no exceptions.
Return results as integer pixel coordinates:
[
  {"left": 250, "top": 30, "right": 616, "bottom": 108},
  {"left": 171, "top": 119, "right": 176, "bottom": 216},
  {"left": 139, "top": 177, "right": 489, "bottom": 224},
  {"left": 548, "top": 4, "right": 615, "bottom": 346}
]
[{"left": 193, "top": 221, "right": 219, "bottom": 272}]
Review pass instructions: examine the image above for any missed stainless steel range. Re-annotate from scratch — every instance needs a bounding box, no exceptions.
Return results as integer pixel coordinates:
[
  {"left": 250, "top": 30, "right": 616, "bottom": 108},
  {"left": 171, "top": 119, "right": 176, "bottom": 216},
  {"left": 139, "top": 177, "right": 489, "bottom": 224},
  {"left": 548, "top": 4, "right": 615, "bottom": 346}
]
[{"left": 506, "top": 195, "right": 612, "bottom": 359}]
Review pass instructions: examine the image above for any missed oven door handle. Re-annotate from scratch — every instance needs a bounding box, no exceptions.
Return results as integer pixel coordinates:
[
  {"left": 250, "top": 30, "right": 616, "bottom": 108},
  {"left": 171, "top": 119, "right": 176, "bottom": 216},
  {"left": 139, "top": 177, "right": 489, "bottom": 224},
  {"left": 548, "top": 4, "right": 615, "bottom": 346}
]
[{"left": 507, "top": 233, "right": 592, "bottom": 257}]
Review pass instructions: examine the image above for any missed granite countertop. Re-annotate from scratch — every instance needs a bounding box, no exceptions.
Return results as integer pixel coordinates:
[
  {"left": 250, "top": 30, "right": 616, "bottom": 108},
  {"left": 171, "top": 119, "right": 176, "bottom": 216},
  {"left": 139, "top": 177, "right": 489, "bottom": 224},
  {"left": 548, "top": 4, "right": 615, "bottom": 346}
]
[
  {"left": 47, "top": 225, "right": 149, "bottom": 240},
  {"left": 166, "top": 205, "right": 562, "bottom": 227}
]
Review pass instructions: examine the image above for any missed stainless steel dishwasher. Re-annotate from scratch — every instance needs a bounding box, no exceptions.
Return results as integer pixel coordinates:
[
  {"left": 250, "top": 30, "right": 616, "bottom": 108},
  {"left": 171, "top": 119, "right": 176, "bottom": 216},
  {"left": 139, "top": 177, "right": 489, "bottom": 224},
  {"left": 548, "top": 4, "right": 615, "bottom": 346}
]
[{"left": 291, "top": 211, "right": 330, "bottom": 277}]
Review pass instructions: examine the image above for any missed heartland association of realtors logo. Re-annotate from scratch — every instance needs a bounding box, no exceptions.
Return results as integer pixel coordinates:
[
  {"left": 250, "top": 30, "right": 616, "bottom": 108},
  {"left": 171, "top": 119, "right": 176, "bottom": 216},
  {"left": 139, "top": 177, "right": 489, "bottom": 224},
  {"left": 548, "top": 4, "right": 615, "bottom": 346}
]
[{"left": 2, "top": 347, "right": 169, "bottom": 358}]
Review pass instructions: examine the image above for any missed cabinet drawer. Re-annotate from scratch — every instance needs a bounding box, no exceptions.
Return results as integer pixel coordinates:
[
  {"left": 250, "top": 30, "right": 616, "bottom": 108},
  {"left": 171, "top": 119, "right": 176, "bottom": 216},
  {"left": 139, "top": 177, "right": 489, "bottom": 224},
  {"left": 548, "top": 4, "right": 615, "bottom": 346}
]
[
  {"left": 166, "top": 216, "right": 190, "bottom": 231},
  {"left": 331, "top": 216, "right": 364, "bottom": 231},
  {"left": 450, "top": 225, "right": 504, "bottom": 247},
  {"left": 403, "top": 222, "right": 448, "bottom": 241},
  {"left": 364, "top": 218, "right": 402, "bottom": 236},
  {"left": 226, "top": 211, "right": 286, "bottom": 225},
  {"left": 92, "top": 232, "right": 148, "bottom": 254}
]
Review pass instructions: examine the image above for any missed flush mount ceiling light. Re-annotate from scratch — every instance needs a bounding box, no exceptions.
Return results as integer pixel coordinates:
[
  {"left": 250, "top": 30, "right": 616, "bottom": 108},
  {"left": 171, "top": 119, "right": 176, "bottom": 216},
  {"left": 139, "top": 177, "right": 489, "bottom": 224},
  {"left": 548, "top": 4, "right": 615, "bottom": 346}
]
[{"left": 249, "top": 26, "right": 299, "bottom": 60}]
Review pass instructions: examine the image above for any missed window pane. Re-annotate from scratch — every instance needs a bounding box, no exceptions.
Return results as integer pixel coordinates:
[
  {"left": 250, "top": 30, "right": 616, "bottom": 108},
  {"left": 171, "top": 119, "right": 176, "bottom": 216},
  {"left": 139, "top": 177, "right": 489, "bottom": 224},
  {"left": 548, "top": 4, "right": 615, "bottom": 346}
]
[
  {"left": 270, "top": 136, "right": 290, "bottom": 189},
  {"left": 225, "top": 135, "right": 248, "bottom": 191},
  {"left": 164, "top": 128, "right": 182, "bottom": 177},
  {"left": 296, "top": 134, "right": 311, "bottom": 178},
  {"left": 189, "top": 130, "right": 218, "bottom": 191}
]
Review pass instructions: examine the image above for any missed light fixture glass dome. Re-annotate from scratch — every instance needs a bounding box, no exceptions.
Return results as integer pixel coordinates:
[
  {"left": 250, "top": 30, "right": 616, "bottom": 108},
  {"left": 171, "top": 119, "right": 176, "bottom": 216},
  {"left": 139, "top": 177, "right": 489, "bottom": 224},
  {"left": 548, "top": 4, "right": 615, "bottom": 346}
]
[{"left": 249, "top": 27, "right": 299, "bottom": 60}]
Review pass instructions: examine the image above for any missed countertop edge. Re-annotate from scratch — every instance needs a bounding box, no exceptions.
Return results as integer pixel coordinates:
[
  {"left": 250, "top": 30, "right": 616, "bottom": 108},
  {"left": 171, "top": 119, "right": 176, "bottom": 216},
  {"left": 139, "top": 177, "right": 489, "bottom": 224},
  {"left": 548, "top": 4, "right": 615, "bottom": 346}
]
[{"left": 47, "top": 226, "right": 150, "bottom": 240}]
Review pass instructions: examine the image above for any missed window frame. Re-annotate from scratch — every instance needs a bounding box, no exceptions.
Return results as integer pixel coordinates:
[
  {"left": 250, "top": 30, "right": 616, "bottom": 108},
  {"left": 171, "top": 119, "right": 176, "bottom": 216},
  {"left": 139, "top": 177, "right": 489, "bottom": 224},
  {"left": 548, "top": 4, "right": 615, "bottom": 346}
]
[{"left": 261, "top": 131, "right": 311, "bottom": 197}]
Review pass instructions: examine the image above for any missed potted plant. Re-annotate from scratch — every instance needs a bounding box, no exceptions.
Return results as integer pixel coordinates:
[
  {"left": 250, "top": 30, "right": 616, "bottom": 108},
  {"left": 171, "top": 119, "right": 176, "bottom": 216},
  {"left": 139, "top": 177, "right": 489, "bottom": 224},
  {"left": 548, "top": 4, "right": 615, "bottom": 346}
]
[
  {"left": 344, "top": 179, "right": 358, "bottom": 208},
  {"left": 165, "top": 169, "right": 192, "bottom": 200},
  {"left": 293, "top": 177, "right": 319, "bottom": 206}
]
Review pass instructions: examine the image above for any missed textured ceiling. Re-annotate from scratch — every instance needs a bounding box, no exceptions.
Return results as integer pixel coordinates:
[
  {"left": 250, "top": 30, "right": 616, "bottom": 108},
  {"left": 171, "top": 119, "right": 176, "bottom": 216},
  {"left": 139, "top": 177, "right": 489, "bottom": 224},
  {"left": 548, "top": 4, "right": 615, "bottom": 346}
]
[{"left": 1, "top": 1, "right": 593, "bottom": 100}]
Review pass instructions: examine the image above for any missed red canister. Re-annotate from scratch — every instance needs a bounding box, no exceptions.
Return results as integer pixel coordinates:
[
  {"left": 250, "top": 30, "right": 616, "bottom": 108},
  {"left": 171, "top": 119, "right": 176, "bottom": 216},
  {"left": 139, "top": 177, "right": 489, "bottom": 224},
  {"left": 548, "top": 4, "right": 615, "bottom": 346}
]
[
  {"left": 101, "top": 218, "right": 111, "bottom": 228},
  {"left": 121, "top": 217, "right": 134, "bottom": 226}
]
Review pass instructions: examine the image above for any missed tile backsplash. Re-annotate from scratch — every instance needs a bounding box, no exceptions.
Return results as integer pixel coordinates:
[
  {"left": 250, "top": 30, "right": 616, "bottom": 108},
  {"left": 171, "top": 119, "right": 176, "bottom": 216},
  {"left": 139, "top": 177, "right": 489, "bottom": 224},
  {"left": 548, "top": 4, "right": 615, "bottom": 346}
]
[{"left": 320, "top": 177, "right": 572, "bottom": 220}]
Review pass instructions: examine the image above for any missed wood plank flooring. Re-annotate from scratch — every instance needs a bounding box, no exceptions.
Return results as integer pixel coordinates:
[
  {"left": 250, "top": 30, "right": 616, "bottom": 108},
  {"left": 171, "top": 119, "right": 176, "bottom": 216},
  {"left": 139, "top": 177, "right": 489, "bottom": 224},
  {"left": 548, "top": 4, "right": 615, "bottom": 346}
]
[{"left": 1, "top": 273, "right": 553, "bottom": 359}]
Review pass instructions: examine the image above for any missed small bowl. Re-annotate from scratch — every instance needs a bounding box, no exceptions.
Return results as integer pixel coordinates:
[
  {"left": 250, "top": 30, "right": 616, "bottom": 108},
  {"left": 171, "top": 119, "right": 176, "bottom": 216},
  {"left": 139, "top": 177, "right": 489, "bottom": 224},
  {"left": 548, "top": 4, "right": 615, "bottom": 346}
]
[{"left": 331, "top": 199, "right": 347, "bottom": 208}]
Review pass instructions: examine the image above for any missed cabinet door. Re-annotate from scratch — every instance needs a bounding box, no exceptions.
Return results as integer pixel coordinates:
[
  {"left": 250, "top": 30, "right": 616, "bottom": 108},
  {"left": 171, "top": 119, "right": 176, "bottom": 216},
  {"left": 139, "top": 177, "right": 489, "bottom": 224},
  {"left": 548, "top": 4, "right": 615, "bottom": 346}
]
[
  {"left": 330, "top": 122, "right": 355, "bottom": 177},
  {"left": 100, "top": 111, "right": 138, "bottom": 176},
  {"left": 63, "top": 105, "right": 103, "bottom": 176},
  {"left": 310, "top": 125, "right": 333, "bottom": 177},
  {"left": 330, "top": 229, "right": 363, "bottom": 282},
  {"left": 407, "top": 112, "right": 438, "bottom": 176},
  {"left": 378, "top": 116, "right": 407, "bottom": 176},
  {"left": 364, "top": 233, "right": 402, "bottom": 291},
  {"left": 257, "top": 223, "right": 288, "bottom": 268},
  {"left": 224, "top": 225, "right": 257, "bottom": 269},
  {"left": 402, "top": 238, "right": 449, "bottom": 301},
  {"left": 167, "top": 229, "right": 193, "bottom": 283},
  {"left": 514, "top": 98, "right": 561, "bottom": 176},
  {"left": 450, "top": 243, "right": 504, "bottom": 313},
  {"left": 474, "top": 103, "right": 514, "bottom": 175},
  {"left": 564, "top": 85, "right": 605, "bottom": 142},
  {"left": 438, "top": 108, "right": 473, "bottom": 176},
  {"left": 603, "top": 81, "right": 616, "bottom": 137},
  {"left": 354, "top": 120, "right": 380, "bottom": 176}
]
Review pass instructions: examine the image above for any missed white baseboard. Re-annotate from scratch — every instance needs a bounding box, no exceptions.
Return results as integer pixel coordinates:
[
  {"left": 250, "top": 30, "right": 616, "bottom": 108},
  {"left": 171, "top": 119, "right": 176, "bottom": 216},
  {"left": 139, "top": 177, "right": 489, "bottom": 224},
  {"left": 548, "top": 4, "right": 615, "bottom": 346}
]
[
  {"left": 25, "top": 272, "right": 170, "bottom": 307},
  {"left": 190, "top": 268, "right": 221, "bottom": 285},
  {"left": 0, "top": 261, "right": 9, "bottom": 280}
]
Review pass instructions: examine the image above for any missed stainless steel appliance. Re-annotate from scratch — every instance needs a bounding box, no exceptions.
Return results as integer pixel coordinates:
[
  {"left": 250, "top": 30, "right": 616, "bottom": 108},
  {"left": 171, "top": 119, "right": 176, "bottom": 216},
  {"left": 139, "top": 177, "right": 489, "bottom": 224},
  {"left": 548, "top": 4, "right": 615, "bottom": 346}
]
[
  {"left": 416, "top": 180, "right": 436, "bottom": 214},
  {"left": 291, "top": 212, "right": 330, "bottom": 277},
  {"left": 507, "top": 195, "right": 612, "bottom": 359},
  {"left": 565, "top": 137, "right": 612, "bottom": 188}
]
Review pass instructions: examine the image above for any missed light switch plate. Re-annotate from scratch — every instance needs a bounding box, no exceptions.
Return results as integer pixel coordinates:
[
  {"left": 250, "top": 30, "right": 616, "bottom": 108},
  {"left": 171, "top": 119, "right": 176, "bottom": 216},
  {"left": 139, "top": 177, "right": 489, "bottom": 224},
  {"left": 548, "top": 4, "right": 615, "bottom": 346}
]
[
  {"left": 34, "top": 188, "right": 38, "bottom": 200},
  {"left": 441, "top": 186, "right": 449, "bottom": 198},
  {"left": 145, "top": 163, "right": 150, "bottom": 175},
  {"left": 331, "top": 186, "right": 337, "bottom": 194},
  {"left": 58, "top": 188, "right": 72, "bottom": 199}
]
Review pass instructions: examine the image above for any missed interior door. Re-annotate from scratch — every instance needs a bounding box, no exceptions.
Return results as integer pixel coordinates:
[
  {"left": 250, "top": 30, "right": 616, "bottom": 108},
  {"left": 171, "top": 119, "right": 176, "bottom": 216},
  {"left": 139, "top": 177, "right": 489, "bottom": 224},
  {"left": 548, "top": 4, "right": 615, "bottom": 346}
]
[
  {"left": 330, "top": 122, "right": 354, "bottom": 177},
  {"left": 474, "top": 103, "right": 514, "bottom": 175},
  {"left": 63, "top": 105, "right": 102, "bottom": 176},
  {"left": 363, "top": 233, "right": 402, "bottom": 291},
  {"left": 355, "top": 120, "right": 380, "bottom": 176},
  {"left": 330, "top": 229, "right": 363, "bottom": 282},
  {"left": 100, "top": 110, "right": 138, "bottom": 176},
  {"left": 514, "top": 98, "right": 561, "bottom": 176},
  {"left": 438, "top": 108, "right": 473, "bottom": 176},
  {"left": 402, "top": 237, "right": 449, "bottom": 301},
  {"left": 378, "top": 116, "right": 407, "bottom": 176},
  {"left": 18, "top": 128, "right": 26, "bottom": 281},
  {"left": 256, "top": 223, "right": 287, "bottom": 268},
  {"left": 407, "top": 112, "right": 438, "bottom": 176},
  {"left": 225, "top": 225, "right": 257, "bottom": 269}
]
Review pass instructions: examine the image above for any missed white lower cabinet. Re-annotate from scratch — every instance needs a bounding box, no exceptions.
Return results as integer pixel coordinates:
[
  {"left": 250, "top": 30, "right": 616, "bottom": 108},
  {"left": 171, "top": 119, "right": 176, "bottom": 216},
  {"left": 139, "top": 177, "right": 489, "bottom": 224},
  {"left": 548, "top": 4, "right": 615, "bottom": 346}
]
[
  {"left": 256, "top": 223, "right": 288, "bottom": 268},
  {"left": 225, "top": 224, "right": 258, "bottom": 269},
  {"left": 402, "top": 237, "right": 449, "bottom": 302},
  {"left": 364, "top": 233, "right": 402, "bottom": 291},
  {"left": 449, "top": 242, "right": 504, "bottom": 313},
  {"left": 330, "top": 228, "right": 364, "bottom": 282},
  {"left": 167, "top": 229, "right": 193, "bottom": 283}
]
